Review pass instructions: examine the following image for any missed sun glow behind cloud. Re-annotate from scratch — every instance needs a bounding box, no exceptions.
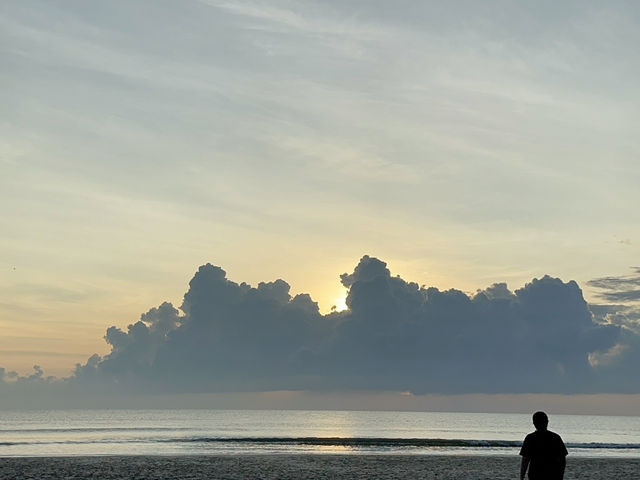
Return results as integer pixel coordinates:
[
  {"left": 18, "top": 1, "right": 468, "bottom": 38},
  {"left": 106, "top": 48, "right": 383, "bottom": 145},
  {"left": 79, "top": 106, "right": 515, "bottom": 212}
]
[{"left": 330, "top": 290, "right": 348, "bottom": 313}]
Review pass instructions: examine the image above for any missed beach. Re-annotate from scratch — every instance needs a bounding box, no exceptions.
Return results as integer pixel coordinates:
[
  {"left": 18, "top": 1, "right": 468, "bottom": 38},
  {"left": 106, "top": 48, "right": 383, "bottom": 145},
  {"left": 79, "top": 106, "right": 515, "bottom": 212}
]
[{"left": 2, "top": 454, "right": 640, "bottom": 480}]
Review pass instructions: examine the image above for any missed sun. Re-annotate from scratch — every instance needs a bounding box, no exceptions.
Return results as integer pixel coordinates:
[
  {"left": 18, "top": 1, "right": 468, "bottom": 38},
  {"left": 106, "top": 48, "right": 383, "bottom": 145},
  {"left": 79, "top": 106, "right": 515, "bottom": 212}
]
[{"left": 329, "top": 293, "right": 348, "bottom": 313}]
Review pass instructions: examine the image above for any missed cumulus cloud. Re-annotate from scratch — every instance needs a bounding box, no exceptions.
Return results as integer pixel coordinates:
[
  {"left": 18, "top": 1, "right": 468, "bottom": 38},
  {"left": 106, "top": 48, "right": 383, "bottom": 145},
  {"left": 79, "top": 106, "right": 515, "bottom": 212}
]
[
  {"left": 325, "top": 257, "right": 619, "bottom": 394},
  {"left": 3, "top": 256, "right": 640, "bottom": 403},
  {"left": 68, "top": 256, "right": 630, "bottom": 394}
]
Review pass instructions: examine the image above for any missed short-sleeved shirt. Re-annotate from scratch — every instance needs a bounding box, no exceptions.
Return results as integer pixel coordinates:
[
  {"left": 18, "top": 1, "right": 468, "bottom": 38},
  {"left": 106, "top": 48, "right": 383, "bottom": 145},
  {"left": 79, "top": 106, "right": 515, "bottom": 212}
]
[{"left": 519, "top": 429, "right": 568, "bottom": 480}]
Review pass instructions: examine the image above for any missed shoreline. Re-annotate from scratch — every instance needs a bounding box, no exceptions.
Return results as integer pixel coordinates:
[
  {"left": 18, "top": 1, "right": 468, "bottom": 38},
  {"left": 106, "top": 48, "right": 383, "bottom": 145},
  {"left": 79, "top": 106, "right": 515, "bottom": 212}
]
[{"left": 2, "top": 454, "right": 640, "bottom": 479}]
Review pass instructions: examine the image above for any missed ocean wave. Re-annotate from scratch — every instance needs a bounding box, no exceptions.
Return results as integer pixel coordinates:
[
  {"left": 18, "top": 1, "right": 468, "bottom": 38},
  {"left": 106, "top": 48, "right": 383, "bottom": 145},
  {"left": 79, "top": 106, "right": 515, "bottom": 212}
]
[
  {"left": 171, "top": 437, "right": 521, "bottom": 448},
  {"left": 165, "top": 437, "right": 640, "bottom": 450},
  {"left": 2, "top": 436, "right": 640, "bottom": 450}
]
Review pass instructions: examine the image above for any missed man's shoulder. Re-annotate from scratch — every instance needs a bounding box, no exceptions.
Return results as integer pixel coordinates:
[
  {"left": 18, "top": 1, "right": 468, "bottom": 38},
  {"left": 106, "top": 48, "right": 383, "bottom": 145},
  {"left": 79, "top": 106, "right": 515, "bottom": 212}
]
[
  {"left": 547, "top": 430, "right": 569, "bottom": 456},
  {"left": 523, "top": 430, "right": 566, "bottom": 445},
  {"left": 546, "top": 430, "right": 564, "bottom": 441},
  {"left": 524, "top": 430, "right": 543, "bottom": 440},
  {"left": 520, "top": 431, "right": 537, "bottom": 452}
]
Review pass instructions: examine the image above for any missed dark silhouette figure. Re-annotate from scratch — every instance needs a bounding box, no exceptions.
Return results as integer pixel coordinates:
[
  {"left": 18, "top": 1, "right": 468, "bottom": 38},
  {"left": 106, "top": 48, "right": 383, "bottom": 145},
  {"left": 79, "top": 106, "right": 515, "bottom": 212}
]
[{"left": 519, "top": 411, "right": 568, "bottom": 480}]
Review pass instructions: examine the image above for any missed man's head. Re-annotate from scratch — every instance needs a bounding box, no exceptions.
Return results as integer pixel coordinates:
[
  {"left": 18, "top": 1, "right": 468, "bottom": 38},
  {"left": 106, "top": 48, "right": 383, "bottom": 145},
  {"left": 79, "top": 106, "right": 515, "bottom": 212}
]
[{"left": 532, "top": 411, "right": 549, "bottom": 430}]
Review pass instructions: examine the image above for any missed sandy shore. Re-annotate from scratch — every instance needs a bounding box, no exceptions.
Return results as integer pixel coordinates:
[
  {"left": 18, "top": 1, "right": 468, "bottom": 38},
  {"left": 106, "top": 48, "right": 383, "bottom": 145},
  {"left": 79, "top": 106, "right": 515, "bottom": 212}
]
[{"left": 1, "top": 454, "right": 639, "bottom": 479}]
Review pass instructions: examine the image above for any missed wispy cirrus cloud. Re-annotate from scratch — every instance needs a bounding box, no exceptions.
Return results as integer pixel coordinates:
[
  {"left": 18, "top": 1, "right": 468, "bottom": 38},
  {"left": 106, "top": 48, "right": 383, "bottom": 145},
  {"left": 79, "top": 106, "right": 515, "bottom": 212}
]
[{"left": 588, "top": 268, "right": 640, "bottom": 303}]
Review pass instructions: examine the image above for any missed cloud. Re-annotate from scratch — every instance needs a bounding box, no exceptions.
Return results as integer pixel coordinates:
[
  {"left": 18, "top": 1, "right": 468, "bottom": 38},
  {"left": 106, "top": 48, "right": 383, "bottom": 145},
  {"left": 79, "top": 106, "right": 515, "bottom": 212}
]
[
  {"left": 587, "top": 267, "right": 640, "bottom": 333},
  {"left": 324, "top": 257, "right": 620, "bottom": 394},
  {"left": 68, "top": 264, "right": 327, "bottom": 393},
  {"left": 65, "top": 256, "right": 629, "bottom": 395},
  {"left": 588, "top": 267, "right": 640, "bottom": 303},
  {"left": 4, "top": 256, "right": 640, "bottom": 405}
]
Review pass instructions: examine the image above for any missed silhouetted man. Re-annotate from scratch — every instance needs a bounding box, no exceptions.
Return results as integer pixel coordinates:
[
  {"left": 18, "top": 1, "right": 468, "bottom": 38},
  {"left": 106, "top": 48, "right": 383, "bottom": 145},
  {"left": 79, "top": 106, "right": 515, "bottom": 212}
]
[{"left": 519, "top": 411, "right": 568, "bottom": 480}]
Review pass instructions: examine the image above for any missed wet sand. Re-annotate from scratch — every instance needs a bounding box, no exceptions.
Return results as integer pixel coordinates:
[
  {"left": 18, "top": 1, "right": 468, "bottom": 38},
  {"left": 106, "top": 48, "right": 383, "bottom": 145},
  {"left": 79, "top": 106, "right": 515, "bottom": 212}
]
[{"left": 1, "top": 454, "right": 639, "bottom": 479}]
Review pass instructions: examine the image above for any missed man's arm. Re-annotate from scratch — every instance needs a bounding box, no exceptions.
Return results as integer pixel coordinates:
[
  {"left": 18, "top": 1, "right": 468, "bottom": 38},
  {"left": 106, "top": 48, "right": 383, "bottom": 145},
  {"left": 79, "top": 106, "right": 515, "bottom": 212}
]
[
  {"left": 520, "top": 456, "right": 530, "bottom": 480},
  {"left": 555, "top": 434, "right": 568, "bottom": 479},
  {"left": 558, "top": 455, "right": 566, "bottom": 478}
]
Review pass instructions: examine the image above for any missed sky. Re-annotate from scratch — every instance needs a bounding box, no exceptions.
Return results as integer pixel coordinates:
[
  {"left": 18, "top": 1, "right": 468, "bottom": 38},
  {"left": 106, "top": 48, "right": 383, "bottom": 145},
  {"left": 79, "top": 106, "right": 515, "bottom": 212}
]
[{"left": 1, "top": 1, "right": 640, "bottom": 411}]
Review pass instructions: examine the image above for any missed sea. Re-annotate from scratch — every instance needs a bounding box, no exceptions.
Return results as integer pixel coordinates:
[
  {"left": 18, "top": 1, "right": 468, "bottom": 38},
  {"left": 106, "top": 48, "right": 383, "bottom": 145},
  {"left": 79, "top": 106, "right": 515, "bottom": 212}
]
[{"left": 1, "top": 410, "right": 639, "bottom": 458}]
